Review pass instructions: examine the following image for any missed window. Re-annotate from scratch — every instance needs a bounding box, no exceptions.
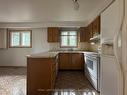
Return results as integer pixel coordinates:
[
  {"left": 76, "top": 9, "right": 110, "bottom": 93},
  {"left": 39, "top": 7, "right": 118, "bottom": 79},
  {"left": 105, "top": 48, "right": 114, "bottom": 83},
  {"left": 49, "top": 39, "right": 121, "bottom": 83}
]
[
  {"left": 60, "top": 31, "right": 78, "bottom": 47},
  {"left": 9, "top": 30, "right": 32, "bottom": 48}
]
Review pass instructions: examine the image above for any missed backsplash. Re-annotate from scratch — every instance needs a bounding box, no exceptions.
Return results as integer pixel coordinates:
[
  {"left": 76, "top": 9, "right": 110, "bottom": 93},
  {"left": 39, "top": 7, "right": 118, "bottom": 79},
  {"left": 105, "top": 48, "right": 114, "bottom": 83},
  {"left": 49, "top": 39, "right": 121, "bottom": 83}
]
[
  {"left": 49, "top": 42, "right": 90, "bottom": 51},
  {"left": 89, "top": 43, "right": 100, "bottom": 52}
]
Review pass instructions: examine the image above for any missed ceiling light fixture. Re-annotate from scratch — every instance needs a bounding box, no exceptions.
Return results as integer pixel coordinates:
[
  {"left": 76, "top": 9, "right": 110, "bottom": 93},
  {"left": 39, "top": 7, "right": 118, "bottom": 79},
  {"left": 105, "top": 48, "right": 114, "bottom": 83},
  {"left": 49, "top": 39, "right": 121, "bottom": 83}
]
[{"left": 72, "top": 0, "right": 79, "bottom": 10}]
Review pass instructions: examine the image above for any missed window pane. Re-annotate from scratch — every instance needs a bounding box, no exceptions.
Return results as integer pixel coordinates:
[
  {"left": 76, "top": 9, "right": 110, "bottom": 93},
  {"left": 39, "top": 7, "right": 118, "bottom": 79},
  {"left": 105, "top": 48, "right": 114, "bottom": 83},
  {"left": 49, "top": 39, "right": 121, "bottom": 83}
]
[
  {"left": 61, "top": 36, "right": 68, "bottom": 46},
  {"left": 69, "top": 31, "right": 77, "bottom": 35},
  {"left": 21, "top": 32, "right": 31, "bottom": 46},
  {"left": 11, "top": 32, "right": 20, "bottom": 46},
  {"left": 69, "top": 36, "right": 77, "bottom": 46},
  {"left": 61, "top": 31, "right": 77, "bottom": 47},
  {"left": 61, "top": 31, "right": 68, "bottom": 35}
]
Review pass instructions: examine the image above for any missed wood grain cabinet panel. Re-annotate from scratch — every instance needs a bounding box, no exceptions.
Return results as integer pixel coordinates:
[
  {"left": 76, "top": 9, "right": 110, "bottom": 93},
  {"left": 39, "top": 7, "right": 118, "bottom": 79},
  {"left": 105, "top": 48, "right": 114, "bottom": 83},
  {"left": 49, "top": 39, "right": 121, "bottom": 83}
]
[
  {"left": 92, "top": 16, "right": 100, "bottom": 35},
  {"left": 79, "top": 27, "right": 91, "bottom": 42},
  {"left": 71, "top": 53, "right": 84, "bottom": 70},
  {"left": 47, "top": 28, "right": 53, "bottom": 42},
  {"left": 52, "top": 28, "right": 60, "bottom": 42},
  {"left": 27, "top": 57, "right": 58, "bottom": 95},
  {"left": 59, "top": 53, "right": 71, "bottom": 70},
  {"left": 79, "top": 27, "right": 86, "bottom": 42},
  {"left": 59, "top": 53, "right": 84, "bottom": 70},
  {"left": 79, "top": 16, "right": 100, "bottom": 42},
  {"left": 88, "top": 23, "right": 93, "bottom": 38},
  {"left": 47, "top": 27, "right": 60, "bottom": 42}
]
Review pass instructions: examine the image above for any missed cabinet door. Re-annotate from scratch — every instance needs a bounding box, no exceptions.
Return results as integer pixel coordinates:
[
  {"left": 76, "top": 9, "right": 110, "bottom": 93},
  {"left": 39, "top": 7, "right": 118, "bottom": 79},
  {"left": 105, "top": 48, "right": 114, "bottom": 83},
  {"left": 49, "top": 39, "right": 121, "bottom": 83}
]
[
  {"left": 59, "top": 53, "right": 71, "bottom": 70},
  {"left": 85, "top": 27, "right": 91, "bottom": 42},
  {"left": 88, "top": 23, "right": 93, "bottom": 38},
  {"left": 80, "top": 27, "right": 90, "bottom": 42},
  {"left": 80, "top": 27, "right": 86, "bottom": 42},
  {"left": 71, "top": 53, "right": 84, "bottom": 70},
  {"left": 92, "top": 16, "right": 100, "bottom": 35},
  {"left": 52, "top": 27, "right": 60, "bottom": 42},
  {"left": 47, "top": 27, "right": 59, "bottom": 42},
  {"left": 47, "top": 27, "right": 53, "bottom": 42}
]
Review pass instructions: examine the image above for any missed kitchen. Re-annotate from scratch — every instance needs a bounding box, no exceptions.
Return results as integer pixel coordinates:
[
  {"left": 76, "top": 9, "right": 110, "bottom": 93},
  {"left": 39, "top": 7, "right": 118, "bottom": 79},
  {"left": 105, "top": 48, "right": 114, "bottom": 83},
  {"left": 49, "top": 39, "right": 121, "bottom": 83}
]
[
  {"left": 0, "top": 0, "right": 126, "bottom": 95},
  {"left": 27, "top": 16, "right": 101, "bottom": 95}
]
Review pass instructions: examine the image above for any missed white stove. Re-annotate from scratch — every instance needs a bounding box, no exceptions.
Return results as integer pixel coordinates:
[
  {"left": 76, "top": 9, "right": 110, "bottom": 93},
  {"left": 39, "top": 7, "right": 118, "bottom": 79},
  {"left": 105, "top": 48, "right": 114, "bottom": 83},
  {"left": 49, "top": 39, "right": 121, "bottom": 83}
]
[{"left": 84, "top": 52, "right": 100, "bottom": 92}]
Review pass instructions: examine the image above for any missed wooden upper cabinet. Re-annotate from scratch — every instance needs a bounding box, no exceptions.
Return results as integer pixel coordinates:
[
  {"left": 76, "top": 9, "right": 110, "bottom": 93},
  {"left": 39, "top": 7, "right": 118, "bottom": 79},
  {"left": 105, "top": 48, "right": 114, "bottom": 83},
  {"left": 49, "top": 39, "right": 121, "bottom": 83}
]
[
  {"left": 79, "top": 27, "right": 90, "bottom": 42},
  {"left": 47, "top": 27, "right": 60, "bottom": 42},
  {"left": 52, "top": 28, "right": 60, "bottom": 42},
  {"left": 79, "top": 27, "right": 86, "bottom": 42},
  {"left": 48, "top": 28, "right": 53, "bottom": 42},
  {"left": 92, "top": 16, "right": 100, "bottom": 35},
  {"left": 88, "top": 24, "right": 93, "bottom": 38}
]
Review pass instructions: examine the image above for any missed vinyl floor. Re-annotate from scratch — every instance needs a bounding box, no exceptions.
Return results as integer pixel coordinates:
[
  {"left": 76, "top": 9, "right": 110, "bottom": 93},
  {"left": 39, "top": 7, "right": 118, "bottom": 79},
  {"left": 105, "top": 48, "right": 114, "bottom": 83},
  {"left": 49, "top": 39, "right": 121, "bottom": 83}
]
[
  {"left": 0, "top": 68, "right": 99, "bottom": 95},
  {"left": 54, "top": 71, "right": 99, "bottom": 95}
]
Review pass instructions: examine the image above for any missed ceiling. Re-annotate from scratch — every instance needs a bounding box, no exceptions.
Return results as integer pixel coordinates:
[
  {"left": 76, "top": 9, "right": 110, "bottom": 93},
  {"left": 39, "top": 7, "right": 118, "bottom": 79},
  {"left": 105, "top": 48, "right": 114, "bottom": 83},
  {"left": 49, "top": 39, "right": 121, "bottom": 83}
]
[{"left": 0, "top": 0, "right": 114, "bottom": 25}]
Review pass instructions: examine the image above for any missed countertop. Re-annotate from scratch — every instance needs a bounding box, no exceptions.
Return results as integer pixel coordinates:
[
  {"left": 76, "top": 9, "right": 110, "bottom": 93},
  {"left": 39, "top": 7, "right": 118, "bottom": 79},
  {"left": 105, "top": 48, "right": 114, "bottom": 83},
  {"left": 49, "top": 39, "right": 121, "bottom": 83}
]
[
  {"left": 26, "top": 52, "right": 59, "bottom": 58},
  {"left": 27, "top": 50, "right": 98, "bottom": 58}
]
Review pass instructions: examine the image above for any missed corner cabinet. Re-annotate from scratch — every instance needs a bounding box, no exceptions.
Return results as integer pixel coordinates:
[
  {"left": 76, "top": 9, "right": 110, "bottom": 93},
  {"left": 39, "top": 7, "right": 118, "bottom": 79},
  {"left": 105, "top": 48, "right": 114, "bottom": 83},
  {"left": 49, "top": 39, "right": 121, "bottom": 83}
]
[
  {"left": 0, "top": 28, "right": 7, "bottom": 49},
  {"left": 47, "top": 27, "right": 60, "bottom": 42}
]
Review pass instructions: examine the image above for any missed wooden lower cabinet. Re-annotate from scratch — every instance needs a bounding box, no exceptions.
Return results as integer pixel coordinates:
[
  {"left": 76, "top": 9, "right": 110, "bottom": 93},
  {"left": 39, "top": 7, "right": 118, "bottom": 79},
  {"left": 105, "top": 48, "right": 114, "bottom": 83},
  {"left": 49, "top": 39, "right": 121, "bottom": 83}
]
[
  {"left": 27, "top": 57, "right": 58, "bottom": 95},
  {"left": 59, "top": 53, "right": 71, "bottom": 70},
  {"left": 71, "top": 53, "right": 84, "bottom": 70},
  {"left": 59, "top": 53, "right": 84, "bottom": 70}
]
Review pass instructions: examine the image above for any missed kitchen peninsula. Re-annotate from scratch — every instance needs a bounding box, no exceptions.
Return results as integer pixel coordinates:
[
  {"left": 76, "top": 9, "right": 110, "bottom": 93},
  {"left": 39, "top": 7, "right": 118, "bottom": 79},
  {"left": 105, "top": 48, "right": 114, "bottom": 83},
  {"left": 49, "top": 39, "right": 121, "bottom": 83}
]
[{"left": 27, "top": 51, "right": 85, "bottom": 95}]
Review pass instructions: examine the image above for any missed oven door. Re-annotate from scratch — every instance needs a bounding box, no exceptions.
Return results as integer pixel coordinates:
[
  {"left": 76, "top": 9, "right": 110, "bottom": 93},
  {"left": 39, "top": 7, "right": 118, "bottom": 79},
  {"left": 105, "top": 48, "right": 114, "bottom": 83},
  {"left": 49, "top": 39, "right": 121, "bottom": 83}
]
[{"left": 85, "top": 56, "right": 98, "bottom": 79}]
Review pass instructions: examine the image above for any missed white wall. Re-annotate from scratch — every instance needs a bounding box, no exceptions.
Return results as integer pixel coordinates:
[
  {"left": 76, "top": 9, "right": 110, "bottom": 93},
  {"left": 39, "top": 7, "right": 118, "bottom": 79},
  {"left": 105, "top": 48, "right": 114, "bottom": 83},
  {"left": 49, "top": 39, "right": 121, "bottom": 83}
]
[
  {"left": 0, "top": 28, "right": 50, "bottom": 66},
  {"left": 0, "top": 28, "right": 89, "bottom": 66}
]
